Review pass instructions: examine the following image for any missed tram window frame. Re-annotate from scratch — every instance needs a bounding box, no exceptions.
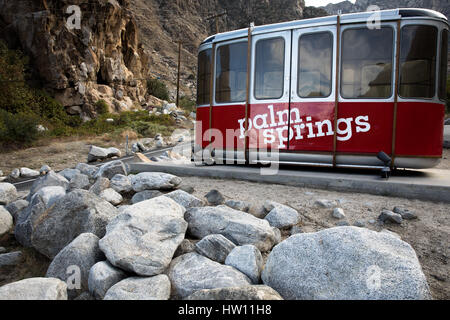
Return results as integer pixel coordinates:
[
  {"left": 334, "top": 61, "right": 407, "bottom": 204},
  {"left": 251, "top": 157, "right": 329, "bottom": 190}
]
[
  {"left": 215, "top": 41, "right": 248, "bottom": 104},
  {"left": 399, "top": 24, "right": 438, "bottom": 100},
  {"left": 297, "top": 31, "right": 334, "bottom": 99},
  {"left": 196, "top": 49, "right": 212, "bottom": 106},
  {"left": 254, "top": 37, "right": 286, "bottom": 101},
  {"left": 340, "top": 26, "right": 395, "bottom": 100},
  {"left": 438, "top": 29, "right": 448, "bottom": 101}
]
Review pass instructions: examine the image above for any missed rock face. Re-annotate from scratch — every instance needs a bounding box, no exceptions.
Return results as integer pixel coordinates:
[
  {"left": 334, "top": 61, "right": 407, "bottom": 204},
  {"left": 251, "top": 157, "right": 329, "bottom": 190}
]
[
  {"left": 88, "top": 261, "right": 127, "bottom": 300},
  {"left": 0, "top": 278, "right": 68, "bottom": 300},
  {"left": 104, "top": 275, "right": 171, "bottom": 300},
  {"left": 0, "top": 206, "right": 13, "bottom": 237},
  {"left": 46, "top": 233, "right": 104, "bottom": 299},
  {"left": 31, "top": 190, "right": 118, "bottom": 258},
  {"left": 168, "top": 253, "right": 251, "bottom": 299},
  {"left": 0, "top": 0, "right": 150, "bottom": 115},
  {"left": 130, "top": 172, "right": 182, "bottom": 192},
  {"left": 0, "top": 183, "right": 18, "bottom": 205},
  {"left": 225, "top": 245, "right": 263, "bottom": 284},
  {"left": 185, "top": 206, "right": 277, "bottom": 252},
  {"left": 99, "top": 196, "right": 187, "bottom": 276},
  {"left": 186, "top": 285, "right": 283, "bottom": 300},
  {"left": 195, "top": 234, "right": 236, "bottom": 263},
  {"left": 262, "top": 227, "right": 432, "bottom": 300}
]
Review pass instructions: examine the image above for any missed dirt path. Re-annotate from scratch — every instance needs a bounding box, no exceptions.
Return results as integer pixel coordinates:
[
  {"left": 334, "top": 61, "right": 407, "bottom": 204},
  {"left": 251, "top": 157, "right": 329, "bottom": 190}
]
[{"left": 179, "top": 176, "right": 450, "bottom": 300}]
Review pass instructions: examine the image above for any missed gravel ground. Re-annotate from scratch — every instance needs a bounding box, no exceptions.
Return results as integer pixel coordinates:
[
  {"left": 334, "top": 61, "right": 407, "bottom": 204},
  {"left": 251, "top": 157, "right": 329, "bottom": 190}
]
[{"left": 179, "top": 176, "right": 450, "bottom": 300}]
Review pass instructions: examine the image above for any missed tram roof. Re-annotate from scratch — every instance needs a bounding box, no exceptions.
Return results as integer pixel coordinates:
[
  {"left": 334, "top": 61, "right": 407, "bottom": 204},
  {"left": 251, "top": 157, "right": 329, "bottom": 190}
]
[{"left": 200, "top": 8, "right": 448, "bottom": 47}]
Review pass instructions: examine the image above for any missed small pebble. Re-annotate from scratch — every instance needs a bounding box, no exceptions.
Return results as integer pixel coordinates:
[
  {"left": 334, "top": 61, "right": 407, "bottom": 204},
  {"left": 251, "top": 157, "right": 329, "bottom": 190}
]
[{"left": 332, "top": 208, "right": 346, "bottom": 219}]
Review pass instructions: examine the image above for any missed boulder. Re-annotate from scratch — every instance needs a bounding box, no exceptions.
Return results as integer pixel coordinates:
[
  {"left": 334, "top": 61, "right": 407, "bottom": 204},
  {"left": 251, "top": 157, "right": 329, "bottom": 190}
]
[
  {"left": 0, "top": 183, "right": 18, "bottom": 205},
  {"left": 205, "top": 189, "right": 225, "bottom": 205},
  {"left": 225, "top": 245, "right": 263, "bottom": 284},
  {"left": 261, "top": 227, "right": 432, "bottom": 300},
  {"left": 225, "top": 200, "right": 251, "bottom": 212},
  {"left": 89, "top": 177, "right": 110, "bottom": 195},
  {"left": 27, "top": 171, "right": 69, "bottom": 201},
  {"left": 0, "top": 278, "right": 68, "bottom": 300},
  {"left": 174, "top": 239, "right": 196, "bottom": 258},
  {"left": 164, "top": 190, "right": 204, "bottom": 209},
  {"left": 104, "top": 275, "right": 171, "bottom": 300},
  {"left": 31, "top": 190, "right": 118, "bottom": 258},
  {"left": 88, "top": 146, "right": 109, "bottom": 162},
  {"left": 88, "top": 261, "right": 127, "bottom": 300},
  {"left": 0, "top": 251, "right": 23, "bottom": 267},
  {"left": 59, "top": 168, "right": 81, "bottom": 181},
  {"left": 75, "top": 163, "right": 99, "bottom": 179},
  {"left": 69, "top": 173, "right": 91, "bottom": 190},
  {"left": 110, "top": 174, "right": 132, "bottom": 194},
  {"left": 46, "top": 233, "right": 104, "bottom": 299},
  {"left": 99, "top": 196, "right": 187, "bottom": 276},
  {"left": 19, "top": 167, "right": 40, "bottom": 178},
  {"left": 33, "top": 186, "right": 66, "bottom": 208},
  {"left": 185, "top": 206, "right": 277, "bottom": 252},
  {"left": 9, "top": 169, "right": 20, "bottom": 180},
  {"left": 264, "top": 201, "right": 301, "bottom": 229},
  {"left": 168, "top": 253, "right": 251, "bottom": 299},
  {"left": 131, "top": 190, "right": 163, "bottom": 204},
  {"left": 0, "top": 206, "right": 13, "bottom": 237},
  {"left": 195, "top": 234, "right": 236, "bottom": 263},
  {"left": 95, "top": 161, "right": 127, "bottom": 180},
  {"left": 107, "top": 147, "right": 121, "bottom": 158},
  {"left": 5, "top": 199, "right": 28, "bottom": 222},
  {"left": 99, "top": 188, "right": 123, "bottom": 206},
  {"left": 186, "top": 285, "right": 283, "bottom": 300},
  {"left": 130, "top": 172, "right": 182, "bottom": 192}
]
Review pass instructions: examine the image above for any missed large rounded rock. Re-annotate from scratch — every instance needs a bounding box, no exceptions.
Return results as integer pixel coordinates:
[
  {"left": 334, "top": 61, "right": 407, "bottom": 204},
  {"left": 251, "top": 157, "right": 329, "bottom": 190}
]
[
  {"left": 0, "top": 278, "right": 68, "bottom": 300},
  {"left": 164, "top": 190, "right": 204, "bottom": 209},
  {"left": 59, "top": 168, "right": 81, "bottom": 181},
  {"left": 31, "top": 190, "right": 118, "bottom": 258},
  {"left": 75, "top": 163, "right": 99, "bottom": 179},
  {"left": 130, "top": 172, "right": 182, "bottom": 192},
  {"left": 99, "top": 196, "right": 187, "bottom": 276},
  {"left": 19, "top": 167, "right": 40, "bottom": 178},
  {"left": 89, "top": 177, "right": 110, "bottom": 195},
  {"left": 131, "top": 190, "right": 162, "bottom": 204},
  {"left": 195, "top": 234, "right": 236, "bottom": 263},
  {"left": 0, "top": 206, "right": 13, "bottom": 237},
  {"left": 225, "top": 245, "right": 263, "bottom": 284},
  {"left": 168, "top": 253, "right": 251, "bottom": 299},
  {"left": 261, "top": 227, "right": 432, "bottom": 300},
  {"left": 0, "top": 183, "right": 18, "bottom": 205},
  {"left": 6, "top": 200, "right": 29, "bottom": 222},
  {"left": 95, "top": 161, "right": 127, "bottom": 180},
  {"left": 264, "top": 201, "right": 301, "bottom": 229},
  {"left": 27, "top": 171, "right": 69, "bottom": 201},
  {"left": 88, "top": 261, "right": 127, "bottom": 300},
  {"left": 46, "top": 233, "right": 105, "bottom": 299},
  {"left": 110, "top": 174, "right": 132, "bottom": 194},
  {"left": 88, "top": 146, "right": 109, "bottom": 162},
  {"left": 186, "top": 285, "right": 283, "bottom": 300},
  {"left": 185, "top": 206, "right": 277, "bottom": 252},
  {"left": 104, "top": 275, "right": 171, "bottom": 300},
  {"left": 99, "top": 188, "right": 123, "bottom": 206},
  {"left": 69, "top": 173, "right": 91, "bottom": 190}
]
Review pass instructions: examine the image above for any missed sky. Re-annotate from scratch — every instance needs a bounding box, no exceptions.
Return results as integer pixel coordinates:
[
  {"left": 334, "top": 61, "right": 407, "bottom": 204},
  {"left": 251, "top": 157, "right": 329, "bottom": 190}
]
[{"left": 305, "top": 0, "right": 356, "bottom": 7}]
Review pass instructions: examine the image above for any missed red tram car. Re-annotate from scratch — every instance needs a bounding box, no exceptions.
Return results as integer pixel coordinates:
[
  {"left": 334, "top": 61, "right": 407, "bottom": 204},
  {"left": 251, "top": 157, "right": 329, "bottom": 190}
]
[{"left": 194, "top": 9, "right": 449, "bottom": 170}]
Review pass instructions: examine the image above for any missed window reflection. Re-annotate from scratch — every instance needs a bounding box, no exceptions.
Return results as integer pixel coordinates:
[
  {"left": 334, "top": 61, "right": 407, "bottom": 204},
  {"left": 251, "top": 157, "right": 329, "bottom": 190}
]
[
  {"left": 439, "top": 29, "right": 448, "bottom": 100},
  {"left": 341, "top": 27, "right": 393, "bottom": 99},
  {"left": 197, "top": 49, "right": 212, "bottom": 105},
  {"left": 298, "top": 32, "right": 333, "bottom": 98}
]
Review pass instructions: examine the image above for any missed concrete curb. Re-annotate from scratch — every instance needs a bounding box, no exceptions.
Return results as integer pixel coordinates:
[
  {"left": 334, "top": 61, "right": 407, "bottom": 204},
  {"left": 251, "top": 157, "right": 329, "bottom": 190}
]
[{"left": 130, "top": 163, "right": 450, "bottom": 204}]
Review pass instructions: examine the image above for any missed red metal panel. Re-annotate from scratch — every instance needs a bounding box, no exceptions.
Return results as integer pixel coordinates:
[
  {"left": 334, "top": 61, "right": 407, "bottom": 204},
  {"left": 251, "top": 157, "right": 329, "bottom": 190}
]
[
  {"left": 395, "top": 102, "right": 445, "bottom": 156},
  {"left": 336, "top": 102, "right": 394, "bottom": 154},
  {"left": 210, "top": 104, "right": 246, "bottom": 150},
  {"left": 195, "top": 107, "right": 210, "bottom": 149}
]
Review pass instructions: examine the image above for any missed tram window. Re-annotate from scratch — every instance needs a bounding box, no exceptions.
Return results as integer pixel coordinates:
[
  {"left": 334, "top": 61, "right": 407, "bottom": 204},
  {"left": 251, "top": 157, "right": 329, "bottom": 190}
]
[
  {"left": 254, "top": 37, "right": 285, "bottom": 100},
  {"left": 298, "top": 32, "right": 333, "bottom": 98},
  {"left": 400, "top": 25, "right": 438, "bottom": 99},
  {"left": 341, "top": 27, "right": 393, "bottom": 99},
  {"left": 215, "top": 42, "right": 248, "bottom": 103},
  {"left": 197, "top": 49, "right": 212, "bottom": 105},
  {"left": 438, "top": 29, "right": 448, "bottom": 100}
]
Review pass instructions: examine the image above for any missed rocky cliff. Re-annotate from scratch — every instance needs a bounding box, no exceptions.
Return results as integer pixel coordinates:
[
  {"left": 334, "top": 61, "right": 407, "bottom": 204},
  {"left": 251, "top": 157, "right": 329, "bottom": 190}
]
[{"left": 0, "top": 0, "right": 150, "bottom": 119}]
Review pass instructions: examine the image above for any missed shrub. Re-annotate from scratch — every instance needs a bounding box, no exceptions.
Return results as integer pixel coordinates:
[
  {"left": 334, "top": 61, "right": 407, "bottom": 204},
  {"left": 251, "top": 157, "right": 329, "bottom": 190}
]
[
  {"left": 0, "top": 110, "right": 40, "bottom": 144},
  {"left": 147, "top": 78, "right": 169, "bottom": 101},
  {"left": 179, "top": 96, "right": 196, "bottom": 114},
  {"left": 95, "top": 100, "right": 110, "bottom": 115}
]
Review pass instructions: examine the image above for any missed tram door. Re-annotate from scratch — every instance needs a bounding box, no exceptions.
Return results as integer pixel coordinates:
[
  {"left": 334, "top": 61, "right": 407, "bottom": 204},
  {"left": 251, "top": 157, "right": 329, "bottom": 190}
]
[
  {"left": 248, "top": 31, "right": 292, "bottom": 161},
  {"left": 288, "top": 26, "right": 337, "bottom": 159}
]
